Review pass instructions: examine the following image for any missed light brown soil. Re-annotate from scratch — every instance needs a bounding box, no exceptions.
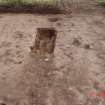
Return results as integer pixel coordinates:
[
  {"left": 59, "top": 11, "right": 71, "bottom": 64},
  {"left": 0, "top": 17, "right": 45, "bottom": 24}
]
[{"left": 0, "top": 8, "right": 105, "bottom": 105}]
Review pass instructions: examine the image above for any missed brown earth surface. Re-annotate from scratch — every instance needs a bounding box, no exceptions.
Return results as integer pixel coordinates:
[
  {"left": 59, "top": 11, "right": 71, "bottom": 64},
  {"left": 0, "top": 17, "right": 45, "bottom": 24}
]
[{"left": 0, "top": 5, "right": 105, "bottom": 105}]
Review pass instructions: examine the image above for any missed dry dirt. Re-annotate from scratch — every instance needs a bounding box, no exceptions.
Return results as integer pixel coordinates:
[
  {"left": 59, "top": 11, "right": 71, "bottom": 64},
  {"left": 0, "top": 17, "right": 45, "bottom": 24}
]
[{"left": 0, "top": 8, "right": 105, "bottom": 105}]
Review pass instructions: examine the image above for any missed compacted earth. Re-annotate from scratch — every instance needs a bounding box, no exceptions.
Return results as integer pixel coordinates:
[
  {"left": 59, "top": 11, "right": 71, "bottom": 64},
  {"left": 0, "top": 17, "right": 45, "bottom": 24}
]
[{"left": 0, "top": 6, "right": 105, "bottom": 105}]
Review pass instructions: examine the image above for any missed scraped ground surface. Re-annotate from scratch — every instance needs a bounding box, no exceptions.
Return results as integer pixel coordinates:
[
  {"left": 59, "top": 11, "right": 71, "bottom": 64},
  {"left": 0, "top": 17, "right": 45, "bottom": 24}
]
[{"left": 0, "top": 9, "right": 105, "bottom": 105}]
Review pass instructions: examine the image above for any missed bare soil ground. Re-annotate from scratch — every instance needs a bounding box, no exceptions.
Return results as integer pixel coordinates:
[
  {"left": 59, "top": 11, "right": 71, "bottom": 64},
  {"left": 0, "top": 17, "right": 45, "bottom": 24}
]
[{"left": 0, "top": 4, "right": 105, "bottom": 105}]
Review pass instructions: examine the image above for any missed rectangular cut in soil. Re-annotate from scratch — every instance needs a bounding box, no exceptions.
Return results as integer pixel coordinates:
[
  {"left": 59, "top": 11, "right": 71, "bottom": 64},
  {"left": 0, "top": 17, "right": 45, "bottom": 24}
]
[{"left": 32, "top": 28, "right": 57, "bottom": 55}]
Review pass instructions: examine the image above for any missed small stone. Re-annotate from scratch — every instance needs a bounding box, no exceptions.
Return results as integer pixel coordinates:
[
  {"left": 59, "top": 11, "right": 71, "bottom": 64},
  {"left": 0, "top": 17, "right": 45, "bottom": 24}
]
[{"left": 44, "top": 58, "right": 49, "bottom": 62}]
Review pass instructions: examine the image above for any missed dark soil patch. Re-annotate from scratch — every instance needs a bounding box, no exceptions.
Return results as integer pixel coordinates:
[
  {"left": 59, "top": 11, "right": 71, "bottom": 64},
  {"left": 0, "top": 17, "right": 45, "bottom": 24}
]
[
  {"left": 0, "top": 5, "right": 63, "bottom": 14},
  {"left": 72, "top": 38, "right": 81, "bottom": 47},
  {"left": 84, "top": 44, "right": 91, "bottom": 50}
]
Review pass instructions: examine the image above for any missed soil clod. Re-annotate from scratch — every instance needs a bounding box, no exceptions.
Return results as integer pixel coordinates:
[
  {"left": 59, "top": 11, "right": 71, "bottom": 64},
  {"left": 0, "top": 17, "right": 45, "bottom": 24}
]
[
  {"left": 84, "top": 44, "right": 91, "bottom": 49},
  {"left": 72, "top": 38, "right": 81, "bottom": 46}
]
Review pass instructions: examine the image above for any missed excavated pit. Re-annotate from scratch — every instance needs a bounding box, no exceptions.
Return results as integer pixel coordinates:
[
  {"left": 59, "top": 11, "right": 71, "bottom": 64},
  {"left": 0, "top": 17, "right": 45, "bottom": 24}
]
[{"left": 31, "top": 28, "right": 57, "bottom": 56}]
